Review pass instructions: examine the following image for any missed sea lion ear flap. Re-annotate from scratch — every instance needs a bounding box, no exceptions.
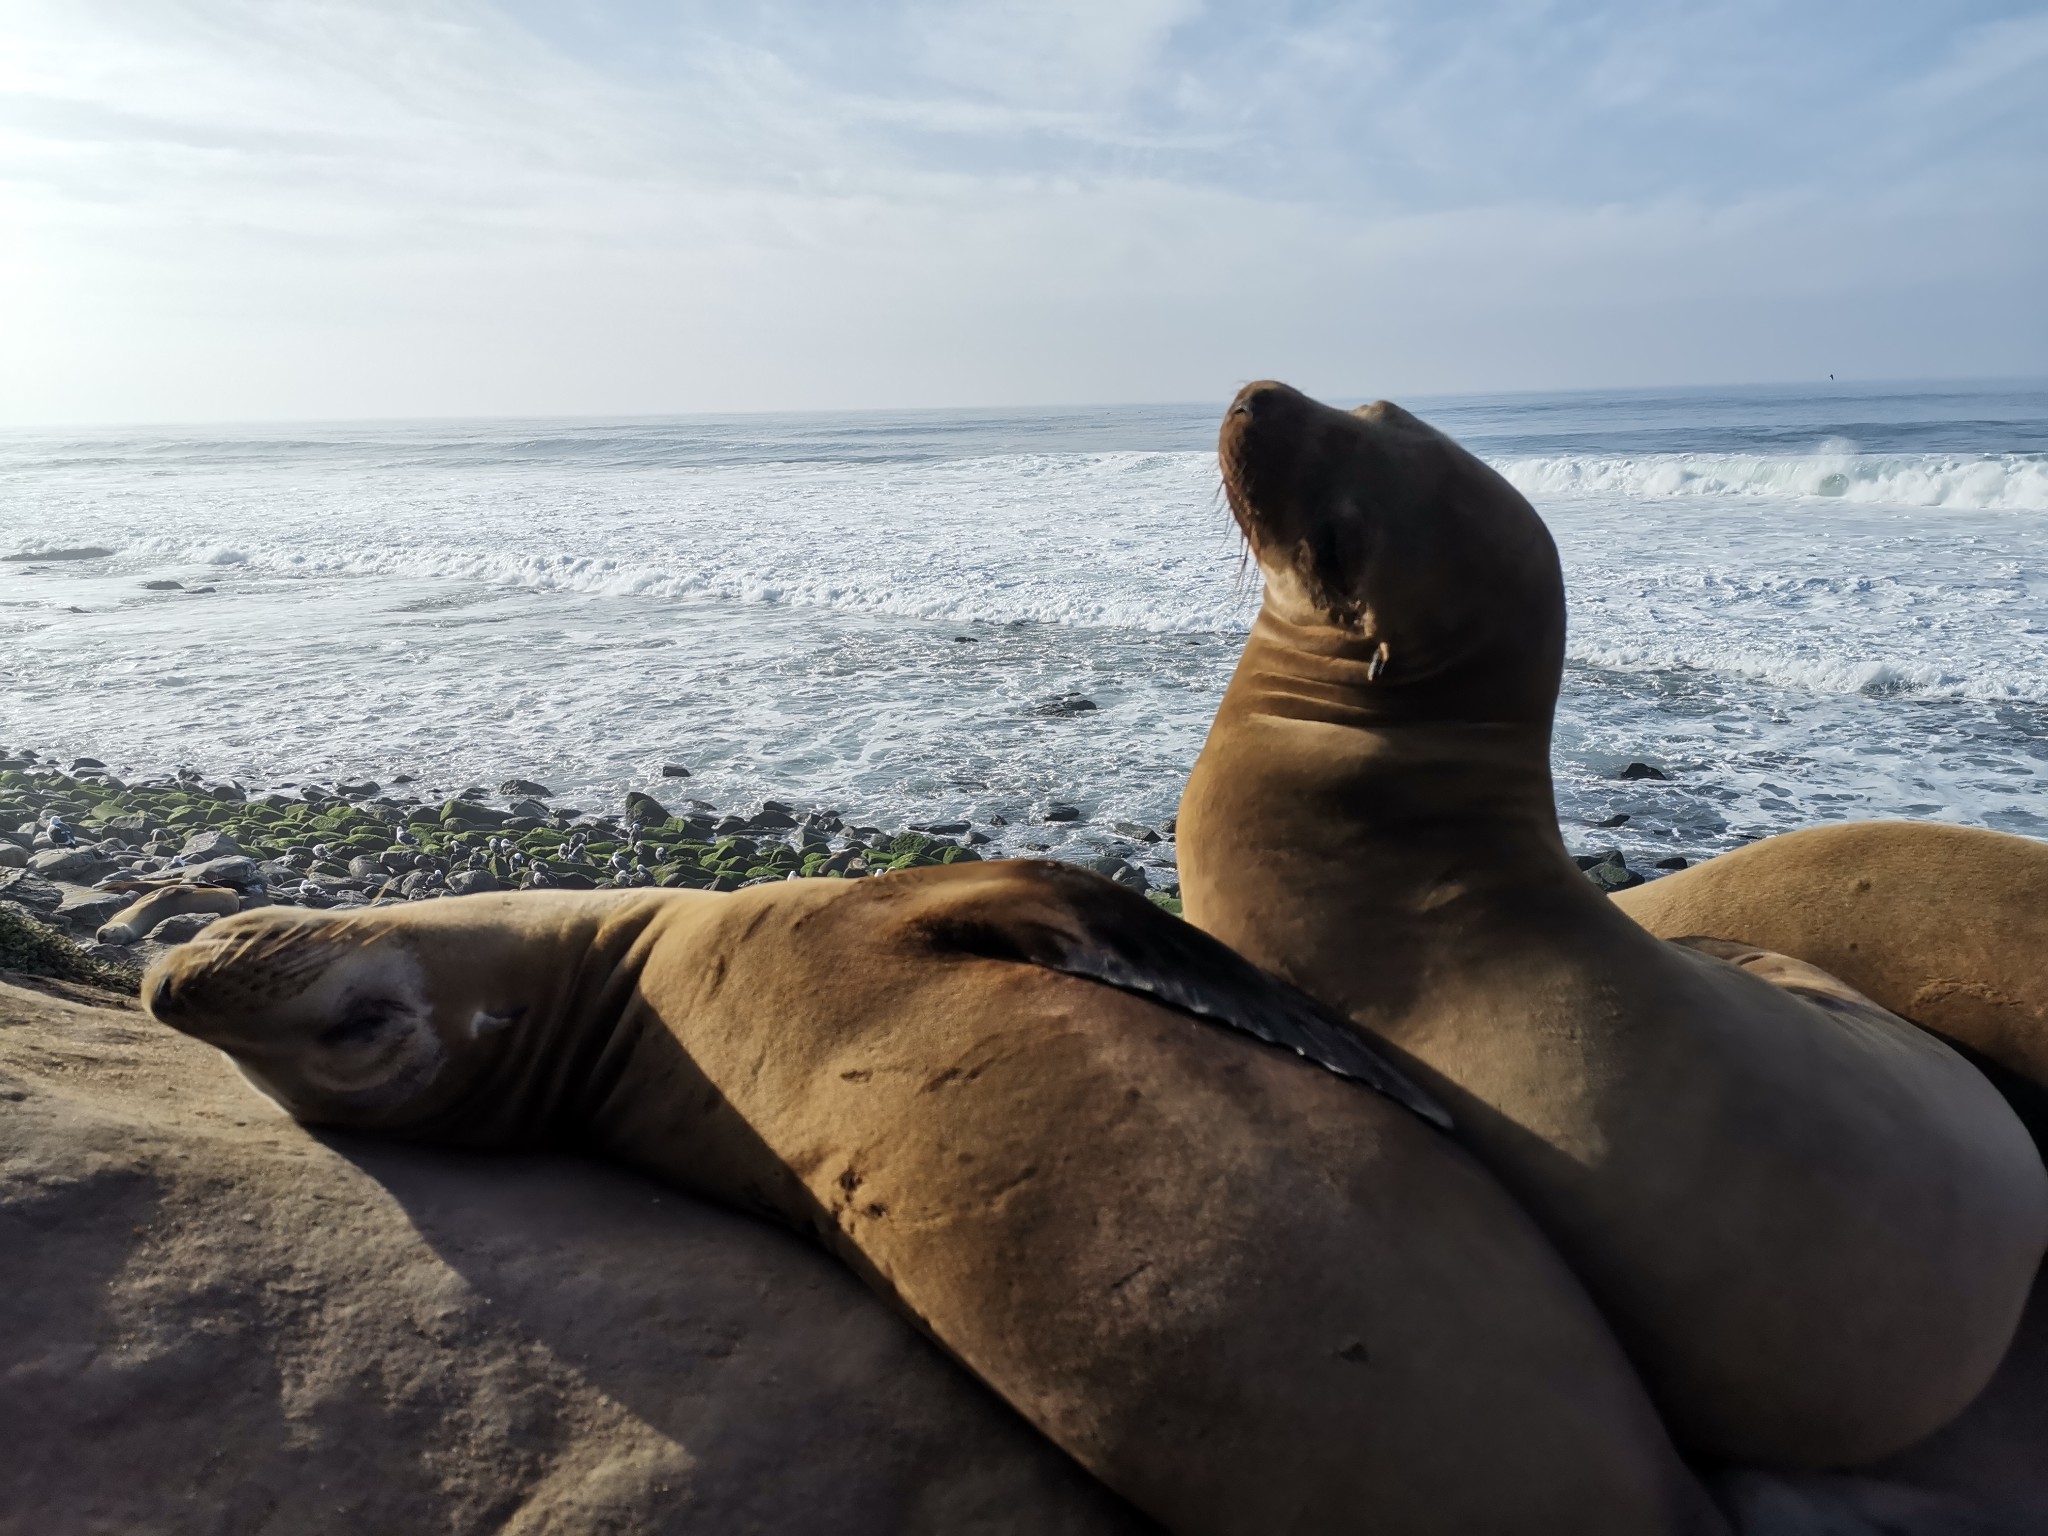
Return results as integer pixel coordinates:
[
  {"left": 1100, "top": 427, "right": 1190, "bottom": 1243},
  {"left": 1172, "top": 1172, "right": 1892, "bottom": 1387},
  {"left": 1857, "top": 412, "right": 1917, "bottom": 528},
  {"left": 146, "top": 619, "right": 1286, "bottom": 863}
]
[{"left": 915, "top": 862, "right": 1452, "bottom": 1130}]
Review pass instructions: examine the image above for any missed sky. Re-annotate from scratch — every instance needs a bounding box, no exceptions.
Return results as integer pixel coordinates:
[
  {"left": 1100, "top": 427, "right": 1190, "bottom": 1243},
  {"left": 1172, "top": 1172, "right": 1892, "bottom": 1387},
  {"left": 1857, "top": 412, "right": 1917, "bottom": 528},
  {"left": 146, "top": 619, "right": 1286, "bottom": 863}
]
[{"left": 1, "top": 0, "right": 2044, "bottom": 424}]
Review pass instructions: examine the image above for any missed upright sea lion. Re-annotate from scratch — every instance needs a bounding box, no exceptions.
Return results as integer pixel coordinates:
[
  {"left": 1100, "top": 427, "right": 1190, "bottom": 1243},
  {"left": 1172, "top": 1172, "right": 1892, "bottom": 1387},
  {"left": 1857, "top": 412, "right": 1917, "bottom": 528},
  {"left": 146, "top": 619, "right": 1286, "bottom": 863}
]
[
  {"left": 1178, "top": 380, "right": 2048, "bottom": 1468},
  {"left": 142, "top": 865, "right": 1724, "bottom": 1536},
  {"left": 1614, "top": 820, "right": 2048, "bottom": 1126}
]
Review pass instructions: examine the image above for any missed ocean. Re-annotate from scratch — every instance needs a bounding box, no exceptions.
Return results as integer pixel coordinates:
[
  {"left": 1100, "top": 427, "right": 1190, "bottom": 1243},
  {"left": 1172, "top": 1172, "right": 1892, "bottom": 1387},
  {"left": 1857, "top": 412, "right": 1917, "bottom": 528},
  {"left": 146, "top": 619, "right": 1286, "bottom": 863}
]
[{"left": 3, "top": 379, "right": 2046, "bottom": 879}]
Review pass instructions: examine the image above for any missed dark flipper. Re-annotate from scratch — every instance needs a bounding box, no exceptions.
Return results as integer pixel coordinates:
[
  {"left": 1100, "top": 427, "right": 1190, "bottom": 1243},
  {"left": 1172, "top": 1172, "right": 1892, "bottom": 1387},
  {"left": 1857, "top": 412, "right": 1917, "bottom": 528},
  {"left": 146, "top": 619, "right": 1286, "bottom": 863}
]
[{"left": 908, "top": 861, "right": 1452, "bottom": 1130}]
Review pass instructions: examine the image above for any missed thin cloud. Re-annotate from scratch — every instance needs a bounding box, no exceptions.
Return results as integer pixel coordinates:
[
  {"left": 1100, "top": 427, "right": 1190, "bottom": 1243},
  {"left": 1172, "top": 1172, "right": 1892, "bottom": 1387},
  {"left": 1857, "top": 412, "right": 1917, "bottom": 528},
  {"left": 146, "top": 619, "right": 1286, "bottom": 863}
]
[{"left": 0, "top": 0, "right": 2041, "bottom": 424}]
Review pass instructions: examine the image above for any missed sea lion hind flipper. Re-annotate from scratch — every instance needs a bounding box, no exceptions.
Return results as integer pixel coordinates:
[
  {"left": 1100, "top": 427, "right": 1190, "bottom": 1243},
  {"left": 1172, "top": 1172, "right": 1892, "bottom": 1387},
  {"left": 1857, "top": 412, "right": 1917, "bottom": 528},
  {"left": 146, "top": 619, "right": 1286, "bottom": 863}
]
[{"left": 913, "top": 862, "right": 1452, "bottom": 1129}]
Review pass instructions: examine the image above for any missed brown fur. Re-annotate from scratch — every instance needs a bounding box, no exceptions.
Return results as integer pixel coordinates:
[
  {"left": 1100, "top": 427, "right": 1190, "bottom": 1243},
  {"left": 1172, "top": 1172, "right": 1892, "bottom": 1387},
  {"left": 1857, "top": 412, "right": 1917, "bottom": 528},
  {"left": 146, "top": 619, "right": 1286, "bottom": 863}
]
[
  {"left": 1669, "top": 933, "right": 2048, "bottom": 1532},
  {"left": 1623, "top": 825, "right": 2048, "bottom": 1528},
  {"left": 1179, "top": 380, "right": 2048, "bottom": 1468},
  {"left": 1616, "top": 821, "right": 2048, "bottom": 1095},
  {"left": 144, "top": 865, "right": 1723, "bottom": 1536},
  {"left": 96, "top": 883, "right": 242, "bottom": 945}
]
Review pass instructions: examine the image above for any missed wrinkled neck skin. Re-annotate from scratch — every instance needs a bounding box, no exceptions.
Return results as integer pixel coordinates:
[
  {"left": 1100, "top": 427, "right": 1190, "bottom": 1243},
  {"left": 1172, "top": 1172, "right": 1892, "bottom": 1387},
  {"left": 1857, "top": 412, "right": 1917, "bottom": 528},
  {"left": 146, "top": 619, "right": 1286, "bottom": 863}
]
[
  {"left": 1184, "top": 600, "right": 1624, "bottom": 1028},
  {"left": 1225, "top": 601, "right": 1566, "bottom": 831},
  {"left": 385, "top": 890, "right": 815, "bottom": 1231},
  {"left": 370, "top": 891, "right": 666, "bottom": 1147}
]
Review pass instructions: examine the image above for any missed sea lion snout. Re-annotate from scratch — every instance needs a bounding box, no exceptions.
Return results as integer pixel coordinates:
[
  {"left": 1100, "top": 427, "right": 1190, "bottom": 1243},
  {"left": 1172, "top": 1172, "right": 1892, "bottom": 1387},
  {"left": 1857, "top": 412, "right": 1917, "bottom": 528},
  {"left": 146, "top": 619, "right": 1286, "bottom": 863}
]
[{"left": 1219, "top": 381, "right": 1370, "bottom": 572}]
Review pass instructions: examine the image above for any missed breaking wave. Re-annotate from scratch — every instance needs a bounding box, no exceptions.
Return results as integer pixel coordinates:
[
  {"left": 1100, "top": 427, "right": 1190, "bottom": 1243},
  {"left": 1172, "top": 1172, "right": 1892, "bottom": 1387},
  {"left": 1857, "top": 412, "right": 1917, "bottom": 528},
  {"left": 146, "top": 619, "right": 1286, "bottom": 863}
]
[{"left": 1502, "top": 445, "right": 2048, "bottom": 511}]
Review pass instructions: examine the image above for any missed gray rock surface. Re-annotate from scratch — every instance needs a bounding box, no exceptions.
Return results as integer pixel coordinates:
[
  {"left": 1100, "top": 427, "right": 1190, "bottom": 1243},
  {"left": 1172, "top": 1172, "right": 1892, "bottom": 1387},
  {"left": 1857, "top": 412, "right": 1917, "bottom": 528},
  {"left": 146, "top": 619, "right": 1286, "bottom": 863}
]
[
  {"left": 0, "top": 871, "right": 62, "bottom": 914},
  {"left": 183, "top": 855, "right": 260, "bottom": 888},
  {"left": 143, "top": 911, "right": 222, "bottom": 945},
  {"left": 27, "top": 848, "right": 113, "bottom": 883},
  {"left": 179, "top": 828, "right": 244, "bottom": 860},
  {"left": 0, "top": 977, "right": 1148, "bottom": 1536},
  {"left": 53, "top": 889, "right": 127, "bottom": 932}
]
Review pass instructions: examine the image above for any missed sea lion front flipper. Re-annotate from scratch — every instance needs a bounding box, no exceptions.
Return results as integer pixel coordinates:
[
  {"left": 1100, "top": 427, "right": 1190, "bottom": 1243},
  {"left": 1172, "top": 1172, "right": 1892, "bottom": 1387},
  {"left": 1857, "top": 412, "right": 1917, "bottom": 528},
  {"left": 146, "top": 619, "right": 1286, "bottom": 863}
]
[{"left": 906, "top": 861, "right": 1452, "bottom": 1129}]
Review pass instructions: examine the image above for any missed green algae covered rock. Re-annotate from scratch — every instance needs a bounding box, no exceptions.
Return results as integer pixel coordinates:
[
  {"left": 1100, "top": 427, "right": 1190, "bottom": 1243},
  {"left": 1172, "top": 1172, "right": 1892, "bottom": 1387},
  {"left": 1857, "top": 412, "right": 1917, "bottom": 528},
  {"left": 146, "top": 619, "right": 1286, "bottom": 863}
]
[{"left": 624, "top": 791, "right": 671, "bottom": 825}]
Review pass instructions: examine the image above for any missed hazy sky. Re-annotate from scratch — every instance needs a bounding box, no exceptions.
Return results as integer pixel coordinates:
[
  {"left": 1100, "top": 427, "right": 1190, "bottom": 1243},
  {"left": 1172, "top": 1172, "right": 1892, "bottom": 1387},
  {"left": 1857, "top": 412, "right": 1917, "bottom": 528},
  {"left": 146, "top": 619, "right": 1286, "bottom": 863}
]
[{"left": 3, "top": 0, "right": 2044, "bottom": 423}]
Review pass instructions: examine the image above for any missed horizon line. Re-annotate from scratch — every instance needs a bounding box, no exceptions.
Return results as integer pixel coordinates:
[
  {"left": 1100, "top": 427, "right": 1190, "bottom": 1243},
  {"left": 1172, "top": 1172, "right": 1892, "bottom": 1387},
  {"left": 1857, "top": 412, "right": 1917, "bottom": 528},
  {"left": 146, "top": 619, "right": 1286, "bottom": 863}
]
[{"left": 3, "top": 372, "right": 2045, "bottom": 436}]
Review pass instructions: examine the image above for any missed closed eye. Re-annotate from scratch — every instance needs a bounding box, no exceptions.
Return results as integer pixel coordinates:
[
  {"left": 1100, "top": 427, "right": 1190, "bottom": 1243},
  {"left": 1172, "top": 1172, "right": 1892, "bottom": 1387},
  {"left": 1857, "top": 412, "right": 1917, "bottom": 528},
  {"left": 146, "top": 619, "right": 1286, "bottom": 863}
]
[{"left": 318, "top": 998, "right": 404, "bottom": 1049}]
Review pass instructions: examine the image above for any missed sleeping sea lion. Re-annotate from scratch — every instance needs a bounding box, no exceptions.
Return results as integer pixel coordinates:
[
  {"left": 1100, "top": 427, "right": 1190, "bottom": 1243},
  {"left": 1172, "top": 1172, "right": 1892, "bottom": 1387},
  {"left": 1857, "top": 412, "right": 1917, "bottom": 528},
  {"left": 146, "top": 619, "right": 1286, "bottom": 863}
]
[
  {"left": 142, "top": 863, "right": 1725, "bottom": 1536},
  {"left": 96, "top": 882, "right": 242, "bottom": 946},
  {"left": 1177, "top": 380, "right": 2048, "bottom": 1468},
  {"left": 1614, "top": 820, "right": 2048, "bottom": 1134}
]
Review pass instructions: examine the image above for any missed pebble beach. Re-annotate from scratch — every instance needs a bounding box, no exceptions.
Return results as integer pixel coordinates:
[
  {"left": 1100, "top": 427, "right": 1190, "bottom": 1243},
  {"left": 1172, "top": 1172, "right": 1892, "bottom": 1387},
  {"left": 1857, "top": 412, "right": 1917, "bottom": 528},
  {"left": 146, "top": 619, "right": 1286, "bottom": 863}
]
[
  {"left": 0, "top": 746, "right": 1192, "bottom": 988},
  {"left": 0, "top": 738, "right": 1687, "bottom": 990}
]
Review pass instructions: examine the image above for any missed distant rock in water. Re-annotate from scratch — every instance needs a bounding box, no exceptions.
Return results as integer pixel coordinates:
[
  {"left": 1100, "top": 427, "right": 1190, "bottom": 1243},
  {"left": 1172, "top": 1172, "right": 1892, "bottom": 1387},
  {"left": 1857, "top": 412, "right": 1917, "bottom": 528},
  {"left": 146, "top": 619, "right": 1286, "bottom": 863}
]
[
  {"left": 1574, "top": 850, "right": 1645, "bottom": 892},
  {"left": 1034, "top": 695, "right": 1098, "bottom": 717},
  {"left": 660, "top": 763, "right": 692, "bottom": 778},
  {"left": 1619, "top": 762, "right": 1670, "bottom": 781},
  {"left": 1043, "top": 805, "right": 1081, "bottom": 823}
]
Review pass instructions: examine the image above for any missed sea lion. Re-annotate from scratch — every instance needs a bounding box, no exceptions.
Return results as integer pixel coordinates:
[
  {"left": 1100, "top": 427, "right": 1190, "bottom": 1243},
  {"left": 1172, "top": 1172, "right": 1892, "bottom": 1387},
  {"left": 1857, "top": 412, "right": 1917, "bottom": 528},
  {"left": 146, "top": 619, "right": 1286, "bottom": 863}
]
[
  {"left": 1679, "top": 925, "right": 2048, "bottom": 1536},
  {"left": 95, "top": 882, "right": 242, "bottom": 945},
  {"left": 142, "top": 863, "right": 1724, "bottom": 1536},
  {"left": 1614, "top": 820, "right": 2048, "bottom": 1128},
  {"left": 1177, "top": 380, "right": 2048, "bottom": 1468}
]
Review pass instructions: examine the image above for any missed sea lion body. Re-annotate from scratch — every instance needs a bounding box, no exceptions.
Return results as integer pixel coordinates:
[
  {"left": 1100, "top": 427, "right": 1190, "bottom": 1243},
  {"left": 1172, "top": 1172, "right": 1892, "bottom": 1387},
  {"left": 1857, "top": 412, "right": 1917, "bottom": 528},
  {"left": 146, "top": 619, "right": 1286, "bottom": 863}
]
[
  {"left": 96, "top": 882, "right": 241, "bottom": 945},
  {"left": 1180, "top": 382, "right": 2048, "bottom": 1467},
  {"left": 1615, "top": 820, "right": 2048, "bottom": 1106},
  {"left": 1684, "top": 935, "right": 2048, "bottom": 1533},
  {"left": 144, "top": 866, "right": 1721, "bottom": 1536}
]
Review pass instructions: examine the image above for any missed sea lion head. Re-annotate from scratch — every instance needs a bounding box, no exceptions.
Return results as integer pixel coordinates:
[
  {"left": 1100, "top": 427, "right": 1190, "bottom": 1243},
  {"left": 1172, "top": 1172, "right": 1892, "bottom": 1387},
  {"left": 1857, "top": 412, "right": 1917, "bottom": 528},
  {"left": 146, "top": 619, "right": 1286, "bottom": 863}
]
[
  {"left": 1220, "top": 380, "right": 1565, "bottom": 723},
  {"left": 143, "top": 905, "right": 524, "bottom": 1130}
]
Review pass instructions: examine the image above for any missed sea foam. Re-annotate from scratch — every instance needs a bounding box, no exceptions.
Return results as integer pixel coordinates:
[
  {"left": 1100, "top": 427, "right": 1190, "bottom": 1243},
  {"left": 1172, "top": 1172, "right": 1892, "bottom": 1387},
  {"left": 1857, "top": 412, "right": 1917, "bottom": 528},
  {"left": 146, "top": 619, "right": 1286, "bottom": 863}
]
[
  {"left": 1502, "top": 446, "right": 2048, "bottom": 511},
  {"left": 5, "top": 390, "right": 2046, "bottom": 861}
]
